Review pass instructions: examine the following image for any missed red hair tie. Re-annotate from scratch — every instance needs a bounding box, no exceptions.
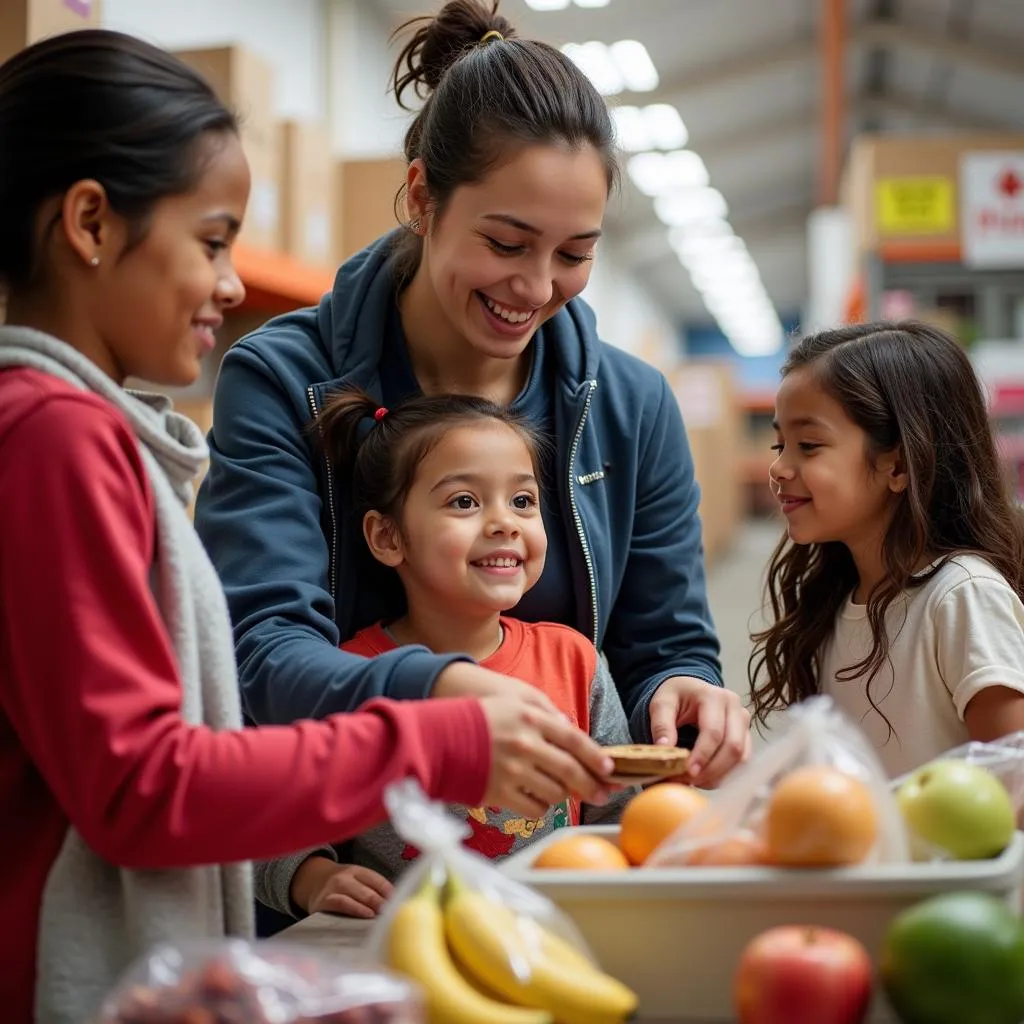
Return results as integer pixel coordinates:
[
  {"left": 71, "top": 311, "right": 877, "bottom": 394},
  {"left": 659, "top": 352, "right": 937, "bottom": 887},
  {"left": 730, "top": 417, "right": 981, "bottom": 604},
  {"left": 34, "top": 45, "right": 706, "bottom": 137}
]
[{"left": 374, "top": 406, "right": 388, "bottom": 422}]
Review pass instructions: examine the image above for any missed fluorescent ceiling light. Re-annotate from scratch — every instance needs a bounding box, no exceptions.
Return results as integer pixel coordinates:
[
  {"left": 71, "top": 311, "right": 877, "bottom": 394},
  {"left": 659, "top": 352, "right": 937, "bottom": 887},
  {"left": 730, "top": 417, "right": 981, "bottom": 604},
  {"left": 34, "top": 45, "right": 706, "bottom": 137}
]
[
  {"left": 671, "top": 233, "right": 744, "bottom": 261},
  {"left": 643, "top": 104, "right": 687, "bottom": 149},
  {"left": 654, "top": 187, "right": 728, "bottom": 225},
  {"left": 668, "top": 220, "right": 734, "bottom": 255},
  {"left": 562, "top": 40, "right": 658, "bottom": 95},
  {"left": 611, "top": 106, "right": 649, "bottom": 152},
  {"left": 574, "top": 0, "right": 612, "bottom": 7},
  {"left": 682, "top": 246, "right": 756, "bottom": 272},
  {"left": 627, "top": 150, "right": 708, "bottom": 196},
  {"left": 612, "top": 104, "right": 687, "bottom": 152},
  {"left": 668, "top": 219, "right": 783, "bottom": 356},
  {"left": 692, "top": 262, "right": 761, "bottom": 290},
  {"left": 524, "top": 0, "right": 570, "bottom": 8},
  {"left": 561, "top": 42, "right": 623, "bottom": 95},
  {"left": 609, "top": 40, "right": 659, "bottom": 92},
  {"left": 676, "top": 217, "right": 734, "bottom": 239},
  {"left": 728, "top": 326, "right": 784, "bottom": 357}
]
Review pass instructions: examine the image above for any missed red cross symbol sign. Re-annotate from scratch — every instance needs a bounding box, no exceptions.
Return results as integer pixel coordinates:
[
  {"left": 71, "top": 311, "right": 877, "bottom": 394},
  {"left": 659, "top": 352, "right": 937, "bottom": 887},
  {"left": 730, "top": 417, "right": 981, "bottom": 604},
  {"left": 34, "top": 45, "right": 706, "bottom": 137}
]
[{"left": 998, "top": 169, "right": 1022, "bottom": 199}]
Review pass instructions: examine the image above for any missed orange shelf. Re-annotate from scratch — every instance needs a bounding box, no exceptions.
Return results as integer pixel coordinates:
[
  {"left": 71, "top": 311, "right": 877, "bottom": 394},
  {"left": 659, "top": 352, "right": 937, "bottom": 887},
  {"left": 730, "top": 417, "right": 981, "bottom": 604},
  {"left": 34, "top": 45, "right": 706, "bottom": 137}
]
[
  {"left": 739, "top": 389, "right": 777, "bottom": 414},
  {"left": 877, "top": 239, "right": 962, "bottom": 264},
  {"left": 233, "top": 244, "right": 335, "bottom": 313}
]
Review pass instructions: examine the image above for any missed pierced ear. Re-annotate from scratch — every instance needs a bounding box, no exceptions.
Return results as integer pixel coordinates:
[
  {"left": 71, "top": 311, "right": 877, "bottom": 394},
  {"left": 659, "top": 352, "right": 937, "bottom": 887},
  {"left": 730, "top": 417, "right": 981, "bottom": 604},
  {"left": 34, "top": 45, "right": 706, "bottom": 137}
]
[
  {"left": 363, "top": 511, "right": 404, "bottom": 567},
  {"left": 887, "top": 448, "right": 909, "bottom": 494},
  {"left": 60, "top": 179, "right": 113, "bottom": 268},
  {"left": 405, "top": 159, "right": 431, "bottom": 230}
]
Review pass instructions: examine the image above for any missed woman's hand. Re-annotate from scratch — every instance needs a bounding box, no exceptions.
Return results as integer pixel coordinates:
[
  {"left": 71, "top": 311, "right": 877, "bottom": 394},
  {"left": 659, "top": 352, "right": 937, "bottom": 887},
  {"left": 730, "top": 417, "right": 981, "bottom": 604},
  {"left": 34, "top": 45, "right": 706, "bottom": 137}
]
[
  {"left": 477, "top": 694, "right": 615, "bottom": 818},
  {"left": 648, "top": 676, "right": 751, "bottom": 787},
  {"left": 290, "top": 856, "right": 393, "bottom": 919}
]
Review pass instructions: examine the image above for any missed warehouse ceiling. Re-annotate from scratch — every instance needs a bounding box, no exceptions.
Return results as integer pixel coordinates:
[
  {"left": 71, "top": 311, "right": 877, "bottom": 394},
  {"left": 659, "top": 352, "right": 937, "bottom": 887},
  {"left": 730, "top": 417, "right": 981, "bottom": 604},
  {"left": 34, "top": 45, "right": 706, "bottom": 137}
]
[{"left": 370, "top": 0, "right": 1024, "bottom": 334}]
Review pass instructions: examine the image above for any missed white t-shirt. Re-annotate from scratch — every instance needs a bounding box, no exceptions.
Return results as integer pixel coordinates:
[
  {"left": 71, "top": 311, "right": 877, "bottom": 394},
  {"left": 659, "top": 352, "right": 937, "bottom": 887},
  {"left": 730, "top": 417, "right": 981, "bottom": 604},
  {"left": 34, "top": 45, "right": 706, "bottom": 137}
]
[{"left": 819, "top": 554, "right": 1024, "bottom": 778}]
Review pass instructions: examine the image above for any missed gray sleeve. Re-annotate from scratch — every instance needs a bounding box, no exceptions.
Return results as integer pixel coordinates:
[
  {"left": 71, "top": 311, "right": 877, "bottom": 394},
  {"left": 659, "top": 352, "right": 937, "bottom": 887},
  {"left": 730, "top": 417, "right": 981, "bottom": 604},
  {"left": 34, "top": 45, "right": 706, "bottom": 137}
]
[
  {"left": 253, "top": 845, "right": 338, "bottom": 919},
  {"left": 582, "top": 653, "right": 639, "bottom": 826}
]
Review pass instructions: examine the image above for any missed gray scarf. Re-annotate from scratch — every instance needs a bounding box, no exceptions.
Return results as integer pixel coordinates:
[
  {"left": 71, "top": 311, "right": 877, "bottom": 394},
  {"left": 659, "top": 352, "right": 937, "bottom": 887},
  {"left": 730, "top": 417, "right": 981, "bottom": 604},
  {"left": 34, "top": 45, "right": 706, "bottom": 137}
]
[{"left": 0, "top": 327, "right": 253, "bottom": 1023}]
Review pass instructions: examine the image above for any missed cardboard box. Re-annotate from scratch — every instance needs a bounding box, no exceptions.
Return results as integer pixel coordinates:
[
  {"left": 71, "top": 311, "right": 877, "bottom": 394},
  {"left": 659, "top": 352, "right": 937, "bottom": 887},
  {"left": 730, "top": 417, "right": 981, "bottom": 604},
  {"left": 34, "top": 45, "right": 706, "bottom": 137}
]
[
  {"left": 0, "top": 0, "right": 101, "bottom": 64},
  {"left": 335, "top": 157, "right": 407, "bottom": 262},
  {"left": 279, "top": 120, "right": 335, "bottom": 267},
  {"left": 843, "top": 133, "right": 1024, "bottom": 256},
  {"left": 672, "top": 361, "right": 742, "bottom": 564},
  {"left": 173, "top": 46, "right": 281, "bottom": 251}
]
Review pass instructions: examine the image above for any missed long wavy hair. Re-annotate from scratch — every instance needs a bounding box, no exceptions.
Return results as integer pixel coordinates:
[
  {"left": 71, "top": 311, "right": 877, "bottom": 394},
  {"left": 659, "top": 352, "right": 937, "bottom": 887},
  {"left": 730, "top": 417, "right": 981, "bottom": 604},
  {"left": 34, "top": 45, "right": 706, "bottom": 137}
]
[{"left": 749, "top": 321, "right": 1024, "bottom": 728}]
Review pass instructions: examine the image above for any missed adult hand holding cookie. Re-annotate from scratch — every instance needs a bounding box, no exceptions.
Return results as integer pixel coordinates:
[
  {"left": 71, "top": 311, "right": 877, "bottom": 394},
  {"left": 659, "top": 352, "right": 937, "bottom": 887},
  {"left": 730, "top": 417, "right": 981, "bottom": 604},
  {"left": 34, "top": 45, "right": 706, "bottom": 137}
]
[{"left": 648, "top": 675, "right": 752, "bottom": 786}]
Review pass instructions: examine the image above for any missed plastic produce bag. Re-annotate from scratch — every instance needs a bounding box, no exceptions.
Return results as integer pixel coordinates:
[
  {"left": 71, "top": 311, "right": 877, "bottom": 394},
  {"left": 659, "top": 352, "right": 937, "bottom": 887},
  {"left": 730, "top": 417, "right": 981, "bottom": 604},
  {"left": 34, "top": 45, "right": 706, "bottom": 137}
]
[
  {"left": 95, "top": 939, "right": 423, "bottom": 1023},
  {"left": 892, "top": 731, "right": 1024, "bottom": 828},
  {"left": 647, "top": 696, "right": 911, "bottom": 868},
  {"left": 364, "top": 779, "right": 638, "bottom": 1024}
]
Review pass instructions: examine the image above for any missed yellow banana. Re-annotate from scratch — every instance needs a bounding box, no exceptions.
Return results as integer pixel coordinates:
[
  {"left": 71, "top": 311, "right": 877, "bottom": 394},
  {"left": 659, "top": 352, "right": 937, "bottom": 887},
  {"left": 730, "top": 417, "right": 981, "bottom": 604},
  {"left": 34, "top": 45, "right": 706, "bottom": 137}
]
[
  {"left": 443, "top": 875, "right": 639, "bottom": 1024},
  {"left": 386, "top": 875, "right": 553, "bottom": 1024}
]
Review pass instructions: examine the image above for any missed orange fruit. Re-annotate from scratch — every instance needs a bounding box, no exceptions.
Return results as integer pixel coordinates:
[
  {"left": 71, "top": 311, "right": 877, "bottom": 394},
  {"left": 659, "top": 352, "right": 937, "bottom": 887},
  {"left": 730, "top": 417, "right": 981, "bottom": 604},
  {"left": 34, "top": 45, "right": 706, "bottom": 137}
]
[
  {"left": 684, "top": 831, "right": 770, "bottom": 867},
  {"left": 765, "top": 765, "right": 879, "bottom": 867},
  {"left": 532, "top": 833, "right": 630, "bottom": 871},
  {"left": 619, "top": 783, "right": 709, "bottom": 866}
]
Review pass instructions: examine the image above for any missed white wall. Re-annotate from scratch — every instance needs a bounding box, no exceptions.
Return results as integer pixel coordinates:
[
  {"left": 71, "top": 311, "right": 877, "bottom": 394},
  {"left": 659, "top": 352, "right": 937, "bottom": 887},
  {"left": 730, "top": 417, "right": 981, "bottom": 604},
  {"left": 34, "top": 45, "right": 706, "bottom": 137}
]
[
  {"left": 326, "top": 0, "right": 409, "bottom": 158},
  {"left": 582, "top": 238, "right": 682, "bottom": 369},
  {"left": 102, "top": 0, "right": 327, "bottom": 121}
]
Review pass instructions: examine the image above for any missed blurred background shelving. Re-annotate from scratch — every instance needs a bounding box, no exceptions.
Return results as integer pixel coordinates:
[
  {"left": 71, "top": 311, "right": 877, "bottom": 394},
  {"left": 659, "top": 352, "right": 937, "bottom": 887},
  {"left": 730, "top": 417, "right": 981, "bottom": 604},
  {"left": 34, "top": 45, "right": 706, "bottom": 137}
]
[{"left": 4, "top": 0, "right": 1024, "bottom": 546}]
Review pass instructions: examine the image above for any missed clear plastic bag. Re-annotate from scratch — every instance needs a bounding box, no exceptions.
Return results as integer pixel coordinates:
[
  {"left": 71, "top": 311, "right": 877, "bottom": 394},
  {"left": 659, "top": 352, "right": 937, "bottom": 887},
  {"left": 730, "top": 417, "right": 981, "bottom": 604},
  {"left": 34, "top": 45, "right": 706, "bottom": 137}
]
[
  {"left": 365, "top": 779, "right": 638, "bottom": 1024},
  {"left": 891, "top": 731, "right": 1024, "bottom": 829},
  {"left": 647, "top": 696, "right": 911, "bottom": 868},
  {"left": 95, "top": 939, "right": 423, "bottom": 1023}
]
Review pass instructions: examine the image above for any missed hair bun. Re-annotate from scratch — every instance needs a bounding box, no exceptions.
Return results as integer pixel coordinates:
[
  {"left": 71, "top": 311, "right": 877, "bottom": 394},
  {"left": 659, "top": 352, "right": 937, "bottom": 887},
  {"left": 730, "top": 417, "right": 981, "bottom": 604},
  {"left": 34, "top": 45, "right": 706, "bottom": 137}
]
[{"left": 392, "top": 0, "right": 516, "bottom": 108}]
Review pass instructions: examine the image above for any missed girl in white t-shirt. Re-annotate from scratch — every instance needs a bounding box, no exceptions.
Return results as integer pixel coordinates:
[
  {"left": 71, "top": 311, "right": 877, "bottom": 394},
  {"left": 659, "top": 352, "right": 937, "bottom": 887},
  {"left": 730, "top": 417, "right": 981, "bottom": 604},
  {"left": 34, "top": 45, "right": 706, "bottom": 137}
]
[{"left": 750, "top": 320, "right": 1024, "bottom": 777}]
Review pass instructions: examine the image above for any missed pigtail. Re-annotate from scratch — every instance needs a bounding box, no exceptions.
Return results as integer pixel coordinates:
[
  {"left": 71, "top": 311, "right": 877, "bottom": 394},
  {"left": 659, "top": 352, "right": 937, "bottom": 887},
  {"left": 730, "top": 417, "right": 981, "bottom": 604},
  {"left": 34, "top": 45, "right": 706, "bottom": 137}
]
[{"left": 313, "top": 385, "right": 380, "bottom": 471}]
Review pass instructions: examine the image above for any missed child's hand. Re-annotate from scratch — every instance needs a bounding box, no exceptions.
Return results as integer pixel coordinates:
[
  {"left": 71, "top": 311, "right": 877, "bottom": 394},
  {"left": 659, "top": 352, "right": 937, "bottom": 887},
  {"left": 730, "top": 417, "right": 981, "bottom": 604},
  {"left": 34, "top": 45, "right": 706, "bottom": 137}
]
[{"left": 290, "top": 855, "right": 393, "bottom": 919}]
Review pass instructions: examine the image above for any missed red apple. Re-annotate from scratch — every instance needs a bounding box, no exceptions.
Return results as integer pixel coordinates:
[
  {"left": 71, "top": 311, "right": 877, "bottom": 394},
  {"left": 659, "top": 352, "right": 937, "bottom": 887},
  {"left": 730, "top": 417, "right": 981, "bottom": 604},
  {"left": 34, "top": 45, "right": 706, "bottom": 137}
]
[{"left": 734, "top": 925, "right": 873, "bottom": 1024}]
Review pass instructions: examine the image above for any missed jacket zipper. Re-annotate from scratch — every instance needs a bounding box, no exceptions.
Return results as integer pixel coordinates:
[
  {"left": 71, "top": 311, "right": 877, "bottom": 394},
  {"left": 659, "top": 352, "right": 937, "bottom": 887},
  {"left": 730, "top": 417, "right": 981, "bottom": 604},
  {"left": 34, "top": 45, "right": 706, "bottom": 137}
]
[
  {"left": 569, "top": 379, "right": 599, "bottom": 646},
  {"left": 307, "top": 385, "right": 339, "bottom": 602}
]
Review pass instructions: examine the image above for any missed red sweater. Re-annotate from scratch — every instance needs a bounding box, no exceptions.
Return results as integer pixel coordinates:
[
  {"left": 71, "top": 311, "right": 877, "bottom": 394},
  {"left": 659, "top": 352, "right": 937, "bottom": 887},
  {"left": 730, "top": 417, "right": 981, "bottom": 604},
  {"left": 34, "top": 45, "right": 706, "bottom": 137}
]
[{"left": 0, "top": 368, "right": 490, "bottom": 1020}]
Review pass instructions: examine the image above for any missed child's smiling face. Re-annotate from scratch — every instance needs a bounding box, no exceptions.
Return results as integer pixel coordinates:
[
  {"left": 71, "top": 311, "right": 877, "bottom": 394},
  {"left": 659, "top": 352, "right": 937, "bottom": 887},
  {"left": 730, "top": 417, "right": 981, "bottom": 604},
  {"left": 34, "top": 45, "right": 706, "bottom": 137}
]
[
  {"left": 770, "top": 367, "right": 906, "bottom": 557},
  {"left": 366, "top": 420, "right": 548, "bottom": 618}
]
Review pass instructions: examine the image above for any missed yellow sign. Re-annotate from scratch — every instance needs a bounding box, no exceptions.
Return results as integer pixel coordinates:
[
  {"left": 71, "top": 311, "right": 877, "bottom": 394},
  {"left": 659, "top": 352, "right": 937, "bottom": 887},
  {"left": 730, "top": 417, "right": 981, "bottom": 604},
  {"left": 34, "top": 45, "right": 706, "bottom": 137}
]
[{"left": 875, "top": 177, "right": 955, "bottom": 235}]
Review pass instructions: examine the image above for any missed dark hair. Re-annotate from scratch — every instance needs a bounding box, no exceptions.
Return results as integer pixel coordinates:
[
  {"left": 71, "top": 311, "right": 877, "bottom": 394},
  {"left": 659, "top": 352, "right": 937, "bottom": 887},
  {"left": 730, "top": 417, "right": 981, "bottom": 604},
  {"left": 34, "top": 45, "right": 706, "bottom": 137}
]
[
  {"left": 0, "top": 29, "right": 237, "bottom": 292},
  {"left": 749, "top": 320, "right": 1024, "bottom": 731},
  {"left": 315, "top": 387, "right": 545, "bottom": 520},
  {"left": 388, "top": 0, "right": 618, "bottom": 285}
]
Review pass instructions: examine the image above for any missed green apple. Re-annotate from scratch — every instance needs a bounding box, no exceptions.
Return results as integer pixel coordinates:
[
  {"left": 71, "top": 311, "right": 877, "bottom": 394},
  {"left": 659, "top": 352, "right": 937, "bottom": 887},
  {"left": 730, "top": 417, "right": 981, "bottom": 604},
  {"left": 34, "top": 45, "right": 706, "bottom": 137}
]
[
  {"left": 881, "top": 891, "right": 1024, "bottom": 1024},
  {"left": 896, "top": 759, "right": 1015, "bottom": 860}
]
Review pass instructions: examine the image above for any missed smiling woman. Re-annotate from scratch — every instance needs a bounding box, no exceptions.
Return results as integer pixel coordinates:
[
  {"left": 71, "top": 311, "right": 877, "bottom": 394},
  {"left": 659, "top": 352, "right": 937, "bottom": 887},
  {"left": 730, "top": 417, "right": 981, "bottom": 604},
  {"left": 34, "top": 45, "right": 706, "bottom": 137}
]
[{"left": 194, "top": 0, "right": 752, "bottom": 839}]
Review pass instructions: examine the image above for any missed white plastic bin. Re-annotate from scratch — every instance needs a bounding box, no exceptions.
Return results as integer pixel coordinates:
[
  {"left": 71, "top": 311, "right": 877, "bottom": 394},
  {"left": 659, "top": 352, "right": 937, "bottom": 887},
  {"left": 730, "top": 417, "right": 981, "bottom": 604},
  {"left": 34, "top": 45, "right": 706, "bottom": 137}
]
[{"left": 500, "top": 826, "right": 1024, "bottom": 1024}]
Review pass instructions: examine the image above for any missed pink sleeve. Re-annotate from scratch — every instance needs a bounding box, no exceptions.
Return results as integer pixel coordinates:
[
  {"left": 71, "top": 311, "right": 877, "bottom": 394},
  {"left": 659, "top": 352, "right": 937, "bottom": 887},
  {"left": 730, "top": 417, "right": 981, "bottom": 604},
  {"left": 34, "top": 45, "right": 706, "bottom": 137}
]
[{"left": 0, "top": 395, "right": 489, "bottom": 868}]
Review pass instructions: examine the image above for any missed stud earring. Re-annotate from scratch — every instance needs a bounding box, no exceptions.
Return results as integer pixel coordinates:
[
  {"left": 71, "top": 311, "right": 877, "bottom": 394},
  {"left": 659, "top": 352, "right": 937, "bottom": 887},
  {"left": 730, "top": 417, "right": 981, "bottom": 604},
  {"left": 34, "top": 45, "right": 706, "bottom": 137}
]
[
  {"left": 89, "top": 256, "right": 100, "bottom": 267},
  {"left": 408, "top": 217, "right": 421, "bottom": 235}
]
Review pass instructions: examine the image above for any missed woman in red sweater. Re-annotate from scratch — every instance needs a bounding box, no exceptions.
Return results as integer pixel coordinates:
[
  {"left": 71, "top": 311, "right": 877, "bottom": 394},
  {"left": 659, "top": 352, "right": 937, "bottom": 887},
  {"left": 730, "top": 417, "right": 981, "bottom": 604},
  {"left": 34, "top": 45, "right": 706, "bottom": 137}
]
[{"left": 0, "top": 30, "right": 613, "bottom": 1022}]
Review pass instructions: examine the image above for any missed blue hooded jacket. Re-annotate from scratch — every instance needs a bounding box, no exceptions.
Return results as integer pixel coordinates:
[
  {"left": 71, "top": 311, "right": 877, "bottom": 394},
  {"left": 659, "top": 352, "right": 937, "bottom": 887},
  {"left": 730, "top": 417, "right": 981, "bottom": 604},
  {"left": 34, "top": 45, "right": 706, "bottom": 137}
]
[{"left": 194, "top": 235, "right": 722, "bottom": 743}]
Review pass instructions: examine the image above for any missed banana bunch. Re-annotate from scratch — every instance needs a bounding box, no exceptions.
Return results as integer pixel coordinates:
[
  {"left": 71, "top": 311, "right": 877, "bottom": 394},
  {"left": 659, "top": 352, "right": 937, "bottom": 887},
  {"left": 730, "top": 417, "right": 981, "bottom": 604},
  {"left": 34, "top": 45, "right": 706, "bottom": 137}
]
[{"left": 386, "top": 871, "right": 638, "bottom": 1024}]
